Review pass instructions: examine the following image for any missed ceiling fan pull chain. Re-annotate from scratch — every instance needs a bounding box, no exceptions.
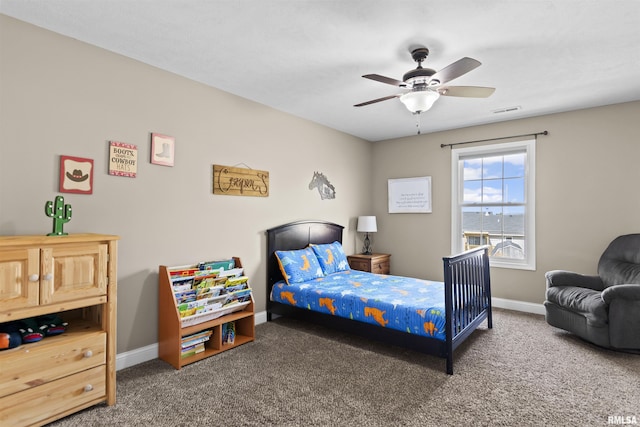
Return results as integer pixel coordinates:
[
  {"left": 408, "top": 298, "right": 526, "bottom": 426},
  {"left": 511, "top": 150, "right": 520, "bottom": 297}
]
[{"left": 415, "top": 112, "right": 422, "bottom": 135}]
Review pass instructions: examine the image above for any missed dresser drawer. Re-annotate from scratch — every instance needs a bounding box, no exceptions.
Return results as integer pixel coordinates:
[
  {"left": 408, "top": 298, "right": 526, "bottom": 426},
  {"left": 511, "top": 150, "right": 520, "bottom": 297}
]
[
  {"left": 0, "top": 330, "right": 106, "bottom": 398},
  {"left": 348, "top": 254, "right": 390, "bottom": 275},
  {"left": 371, "top": 260, "right": 390, "bottom": 274},
  {"left": 0, "top": 365, "right": 106, "bottom": 427},
  {"left": 349, "top": 259, "right": 372, "bottom": 272}
]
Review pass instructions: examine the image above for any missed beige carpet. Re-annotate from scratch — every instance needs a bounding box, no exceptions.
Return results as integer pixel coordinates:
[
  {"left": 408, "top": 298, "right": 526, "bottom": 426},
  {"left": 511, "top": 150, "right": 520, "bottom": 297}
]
[{"left": 50, "top": 309, "right": 639, "bottom": 426}]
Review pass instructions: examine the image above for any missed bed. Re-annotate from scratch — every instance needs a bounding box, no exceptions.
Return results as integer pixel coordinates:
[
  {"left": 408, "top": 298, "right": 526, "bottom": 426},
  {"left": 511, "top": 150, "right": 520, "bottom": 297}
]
[{"left": 266, "top": 220, "right": 492, "bottom": 374}]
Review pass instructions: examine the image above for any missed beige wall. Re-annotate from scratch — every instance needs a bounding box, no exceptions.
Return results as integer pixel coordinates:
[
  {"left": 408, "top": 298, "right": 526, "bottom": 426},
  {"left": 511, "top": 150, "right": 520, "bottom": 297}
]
[
  {"left": 372, "top": 101, "right": 640, "bottom": 304},
  {"left": 3, "top": 14, "right": 639, "bottom": 356},
  {"left": 0, "top": 16, "right": 372, "bottom": 353}
]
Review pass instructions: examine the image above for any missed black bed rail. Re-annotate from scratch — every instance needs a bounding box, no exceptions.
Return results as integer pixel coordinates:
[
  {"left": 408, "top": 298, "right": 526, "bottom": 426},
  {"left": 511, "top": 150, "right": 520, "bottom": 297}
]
[{"left": 443, "top": 246, "right": 492, "bottom": 374}]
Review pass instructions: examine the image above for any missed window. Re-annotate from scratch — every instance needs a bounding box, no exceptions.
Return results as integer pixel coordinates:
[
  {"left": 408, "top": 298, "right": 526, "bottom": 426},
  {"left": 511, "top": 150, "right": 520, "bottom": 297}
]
[{"left": 451, "top": 139, "right": 535, "bottom": 270}]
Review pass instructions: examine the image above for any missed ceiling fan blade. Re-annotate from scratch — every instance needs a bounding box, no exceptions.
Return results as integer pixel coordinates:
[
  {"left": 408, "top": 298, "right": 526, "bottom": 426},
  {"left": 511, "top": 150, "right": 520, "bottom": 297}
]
[
  {"left": 439, "top": 86, "right": 495, "bottom": 98},
  {"left": 354, "top": 94, "right": 400, "bottom": 107},
  {"left": 430, "top": 57, "right": 481, "bottom": 85},
  {"left": 362, "top": 74, "right": 407, "bottom": 87}
]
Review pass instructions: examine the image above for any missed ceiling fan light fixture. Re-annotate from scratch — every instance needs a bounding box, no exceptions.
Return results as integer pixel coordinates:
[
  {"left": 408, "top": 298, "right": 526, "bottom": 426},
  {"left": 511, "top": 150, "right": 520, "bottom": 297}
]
[{"left": 399, "top": 90, "right": 440, "bottom": 113}]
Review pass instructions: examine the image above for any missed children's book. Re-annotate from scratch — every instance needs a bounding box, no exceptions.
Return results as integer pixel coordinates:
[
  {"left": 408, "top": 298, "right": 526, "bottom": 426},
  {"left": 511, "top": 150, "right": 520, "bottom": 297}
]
[
  {"left": 195, "top": 285, "right": 224, "bottom": 300},
  {"left": 181, "top": 330, "right": 212, "bottom": 348},
  {"left": 172, "top": 282, "right": 193, "bottom": 293},
  {"left": 174, "top": 289, "right": 196, "bottom": 304},
  {"left": 222, "top": 288, "right": 252, "bottom": 307},
  {"left": 181, "top": 329, "right": 212, "bottom": 342},
  {"left": 171, "top": 277, "right": 194, "bottom": 289},
  {"left": 225, "top": 276, "right": 249, "bottom": 287},
  {"left": 222, "top": 276, "right": 249, "bottom": 294},
  {"left": 198, "top": 259, "right": 235, "bottom": 271},
  {"left": 219, "top": 267, "right": 244, "bottom": 278},
  {"left": 222, "top": 321, "right": 235, "bottom": 344},
  {"left": 181, "top": 342, "right": 205, "bottom": 358},
  {"left": 193, "top": 273, "right": 219, "bottom": 289},
  {"left": 170, "top": 267, "right": 197, "bottom": 280}
]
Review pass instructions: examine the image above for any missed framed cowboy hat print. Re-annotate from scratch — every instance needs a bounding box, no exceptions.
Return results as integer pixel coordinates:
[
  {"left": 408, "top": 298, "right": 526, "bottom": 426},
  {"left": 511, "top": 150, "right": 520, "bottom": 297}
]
[{"left": 59, "top": 155, "right": 94, "bottom": 195}]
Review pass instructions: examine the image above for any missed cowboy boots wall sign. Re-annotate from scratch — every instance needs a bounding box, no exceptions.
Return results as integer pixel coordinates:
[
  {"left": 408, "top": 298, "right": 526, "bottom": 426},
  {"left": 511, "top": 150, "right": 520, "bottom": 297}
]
[{"left": 108, "top": 141, "right": 138, "bottom": 177}]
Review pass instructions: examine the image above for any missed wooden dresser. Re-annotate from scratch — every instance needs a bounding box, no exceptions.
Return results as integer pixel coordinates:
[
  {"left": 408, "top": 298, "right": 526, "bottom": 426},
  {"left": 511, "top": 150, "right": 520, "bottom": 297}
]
[
  {"left": 0, "top": 234, "right": 118, "bottom": 427},
  {"left": 347, "top": 253, "right": 391, "bottom": 274}
]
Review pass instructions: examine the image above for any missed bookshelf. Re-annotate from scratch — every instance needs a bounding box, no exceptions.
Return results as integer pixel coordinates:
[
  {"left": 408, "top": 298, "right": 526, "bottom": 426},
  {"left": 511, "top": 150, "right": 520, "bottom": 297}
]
[{"left": 158, "top": 257, "right": 255, "bottom": 369}]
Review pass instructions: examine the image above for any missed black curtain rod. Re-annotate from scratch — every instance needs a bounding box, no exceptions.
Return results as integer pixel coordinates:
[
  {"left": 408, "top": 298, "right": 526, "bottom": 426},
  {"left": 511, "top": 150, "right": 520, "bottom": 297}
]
[{"left": 440, "top": 130, "right": 548, "bottom": 148}]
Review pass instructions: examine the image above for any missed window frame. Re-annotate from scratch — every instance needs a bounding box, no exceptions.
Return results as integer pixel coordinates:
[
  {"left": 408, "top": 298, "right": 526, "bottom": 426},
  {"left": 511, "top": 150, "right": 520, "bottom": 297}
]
[{"left": 451, "top": 139, "right": 536, "bottom": 270}]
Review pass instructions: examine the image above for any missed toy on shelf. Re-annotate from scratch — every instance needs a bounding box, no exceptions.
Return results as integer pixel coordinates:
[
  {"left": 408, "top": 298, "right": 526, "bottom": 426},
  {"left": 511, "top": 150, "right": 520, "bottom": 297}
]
[
  {"left": 0, "top": 314, "right": 68, "bottom": 351},
  {"left": 18, "top": 318, "right": 45, "bottom": 343},
  {"left": 38, "top": 314, "right": 68, "bottom": 336},
  {"left": 0, "top": 321, "right": 22, "bottom": 350}
]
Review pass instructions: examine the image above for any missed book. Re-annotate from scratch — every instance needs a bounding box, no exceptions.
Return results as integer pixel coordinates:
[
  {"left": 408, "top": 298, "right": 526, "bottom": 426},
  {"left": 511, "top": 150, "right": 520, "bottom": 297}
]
[
  {"left": 222, "top": 283, "right": 247, "bottom": 294},
  {"left": 222, "top": 321, "right": 235, "bottom": 344},
  {"left": 172, "top": 282, "right": 193, "bottom": 293},
  {"left": 181, "top": 330, "right": 212, "bottom": 348},
  {"left": 225, "top": 276, "right": 249, "bottom": 287},
  {"left": 222, "top": 276, "right": 249, "bottom": 294},
  {"left": 169, "top": 268, "right": 197, "bottom": 280},
  {"left": 171, "top": 276, "right": 194, "bottom": 289},
  {"left": 181, "top": 342, "right": 205, "bottom": 358},
  {"left": 219, "top": 267, "right": 244, "bottom": 278},
  {"left": 195, "top": 285, "right": 224, "bottom": 300},
  {"left": 181, "top": 329, "right": 212, "bottom": 339},
  {"left": 178, "top": 295, "right": 229, "bottom": 317},
  {"left": 193, "top": 273, "right": 223, "bottom": 289},
  {"left": 222, "top": 288, "right": 252, "bottom": 307},
  {"left": 174, "top": 289, "right": 196, "bottom": 304},
  {"left": 181, "top": 336, "right": 210, "bottom": 348},
  {"left": 197, "top": 259, "right": 235, "bottom": 272}
]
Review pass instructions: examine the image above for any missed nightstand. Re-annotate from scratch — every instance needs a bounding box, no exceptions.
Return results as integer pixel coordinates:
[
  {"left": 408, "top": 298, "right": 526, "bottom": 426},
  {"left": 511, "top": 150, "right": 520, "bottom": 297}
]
[{"left": 347, "top": 253, "right": 391, "bottom": 274}]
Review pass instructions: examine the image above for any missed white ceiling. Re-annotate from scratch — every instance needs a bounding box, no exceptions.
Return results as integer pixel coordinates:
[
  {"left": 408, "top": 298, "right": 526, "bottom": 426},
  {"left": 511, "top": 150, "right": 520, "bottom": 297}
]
[{"left": 2, "top": 1, "right": 640, "bottom": 141}]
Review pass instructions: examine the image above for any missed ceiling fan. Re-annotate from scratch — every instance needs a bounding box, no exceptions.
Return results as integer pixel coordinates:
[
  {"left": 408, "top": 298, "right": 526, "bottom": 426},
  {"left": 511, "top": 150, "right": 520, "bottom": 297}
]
[{"left": 354, "top": 47, "right": 495, "bottom": 114}]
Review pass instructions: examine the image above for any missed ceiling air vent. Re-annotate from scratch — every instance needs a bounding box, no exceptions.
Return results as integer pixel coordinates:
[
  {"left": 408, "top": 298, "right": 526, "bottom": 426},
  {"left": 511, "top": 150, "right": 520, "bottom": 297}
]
[{"left": 492, "top": 106, "right": 522, "bottom": 114}]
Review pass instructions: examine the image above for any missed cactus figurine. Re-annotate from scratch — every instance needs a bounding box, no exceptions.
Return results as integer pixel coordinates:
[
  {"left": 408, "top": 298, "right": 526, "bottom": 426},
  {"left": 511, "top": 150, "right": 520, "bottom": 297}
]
[{"left": 45, "top": 195, "right": 72, "bottom": 236}]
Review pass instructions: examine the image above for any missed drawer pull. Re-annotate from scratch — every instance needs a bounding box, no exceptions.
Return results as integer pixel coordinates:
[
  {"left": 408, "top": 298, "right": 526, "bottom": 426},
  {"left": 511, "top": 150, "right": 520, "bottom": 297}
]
[
  {"left": 43, "top": 273, "right": 53, "bottom": 281},
  {"left": 29, "top": 274, "right": 39, "bottom": 282},
  {"left": 84, "top": 350, "right": 93, "bottom": 358},
  {"left": 84, "top": 384, "right": 94, "bottom": 392}
]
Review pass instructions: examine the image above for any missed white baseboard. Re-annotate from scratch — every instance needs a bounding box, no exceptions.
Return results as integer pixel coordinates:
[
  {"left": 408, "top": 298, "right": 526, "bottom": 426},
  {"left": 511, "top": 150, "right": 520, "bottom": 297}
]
[
  {"left": 115, "top": 302, "right": 541, "bottom": 370},
  {"left": 254, "top": 310, "right": 267, "bottom": 325},
  {"left": 492, "top": 297, "right": 545, "bottom": 315},
  {"left": 116, "top": 342, "right": 158, "bottom": 371}
]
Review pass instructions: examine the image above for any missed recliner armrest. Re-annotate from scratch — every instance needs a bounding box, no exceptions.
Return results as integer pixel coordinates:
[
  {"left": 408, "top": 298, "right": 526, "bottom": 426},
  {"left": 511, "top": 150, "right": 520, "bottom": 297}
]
[
  {"left": 545, "top": 270, "right": 605, "bottom": 291},
  {"left": 601, "top": 284, "right": 640, "bottom": 303}
]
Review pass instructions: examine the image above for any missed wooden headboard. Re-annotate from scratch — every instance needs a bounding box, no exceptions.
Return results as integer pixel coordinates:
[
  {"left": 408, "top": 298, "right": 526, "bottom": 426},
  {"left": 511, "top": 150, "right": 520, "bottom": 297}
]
[{"left": 266, "top": 220, "right": 344, "bottom": 294}]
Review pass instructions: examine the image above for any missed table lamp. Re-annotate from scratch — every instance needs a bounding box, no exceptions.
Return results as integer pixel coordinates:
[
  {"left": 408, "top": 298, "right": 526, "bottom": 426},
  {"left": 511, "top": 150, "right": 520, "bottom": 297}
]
[{"left": 357, "top": 216, "right": 377, "bottom": 255}]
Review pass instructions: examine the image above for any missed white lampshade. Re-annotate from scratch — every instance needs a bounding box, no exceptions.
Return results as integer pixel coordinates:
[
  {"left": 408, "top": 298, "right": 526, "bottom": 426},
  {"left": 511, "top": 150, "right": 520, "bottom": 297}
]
[
  {"left": 357, "top": 216, "right": 377, "bottom": 233},
  {"left": 399, "top": 90, "right": 440, "bottom": 113}
]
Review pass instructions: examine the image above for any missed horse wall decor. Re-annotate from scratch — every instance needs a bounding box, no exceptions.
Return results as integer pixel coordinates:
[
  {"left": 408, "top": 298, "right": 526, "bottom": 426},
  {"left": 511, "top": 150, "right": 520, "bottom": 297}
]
[{"left": 309, "top": 171, "right": 335, "bottom": 200}]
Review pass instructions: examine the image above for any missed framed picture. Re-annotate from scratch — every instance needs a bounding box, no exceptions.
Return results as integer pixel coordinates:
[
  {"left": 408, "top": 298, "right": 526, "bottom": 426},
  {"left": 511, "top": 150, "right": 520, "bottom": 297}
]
[
  {"left": 108, "top": 141, "right": 138, "bottom": 177},
  {"left": 151, "top": 133, "right": 175, "bottom": 166},
  {"left": 388, "top": 176, "right": 432, "bottom": 213},
  {"left": 59, "top": 155, "right": 94, "bottom": 195}
]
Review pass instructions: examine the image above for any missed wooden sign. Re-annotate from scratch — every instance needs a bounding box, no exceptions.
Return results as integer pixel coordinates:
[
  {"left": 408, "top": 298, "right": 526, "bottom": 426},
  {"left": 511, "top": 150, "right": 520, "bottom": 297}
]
[
  {"left": 109, "top": 141, "right": 138, "bottom": 177},
  {"left": 213, "top": 165, "right": 269, "bottom": 197}
]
